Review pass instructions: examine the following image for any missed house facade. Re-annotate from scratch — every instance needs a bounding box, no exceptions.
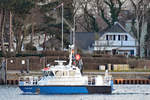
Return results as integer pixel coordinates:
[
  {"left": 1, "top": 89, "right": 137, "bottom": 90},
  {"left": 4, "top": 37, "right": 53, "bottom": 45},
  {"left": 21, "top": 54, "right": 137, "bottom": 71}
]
[{"left": 93, "top": 22, "right": 138, "bottom": 56}]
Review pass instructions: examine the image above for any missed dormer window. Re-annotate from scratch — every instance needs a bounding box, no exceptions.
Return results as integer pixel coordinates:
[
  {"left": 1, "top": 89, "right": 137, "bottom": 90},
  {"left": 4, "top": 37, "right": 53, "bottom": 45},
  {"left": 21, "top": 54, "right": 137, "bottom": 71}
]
[
  {"left": 121, "top": 35, "right": 124, "bottom": 40},
  {"left": 125, "top": 35, "right": 128, "bottom": 41},
  {"left": 106, "top": 35, "right": 109, "bottom": 40},
  {"left": 113, "top": 35, "right": 116, "bottom": 40},
  {"left": 118, "top": 35, "right": 120, "bottom": 40},
  {"left": 109, "top": 35, "right": 112, "bottom": 40},
  {"left": 106, "top": 35, "right": 116, "bottom": 41}
]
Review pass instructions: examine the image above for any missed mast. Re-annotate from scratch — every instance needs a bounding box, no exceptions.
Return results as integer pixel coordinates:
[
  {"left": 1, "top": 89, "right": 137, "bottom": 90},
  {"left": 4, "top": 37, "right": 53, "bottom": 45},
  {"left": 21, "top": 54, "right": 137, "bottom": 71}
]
[
  {"left": 68, "top": 45, "right": 74, "bottom": 66},
  {"left": 61, "top": 3, "right": 64, "bottom": 51}
]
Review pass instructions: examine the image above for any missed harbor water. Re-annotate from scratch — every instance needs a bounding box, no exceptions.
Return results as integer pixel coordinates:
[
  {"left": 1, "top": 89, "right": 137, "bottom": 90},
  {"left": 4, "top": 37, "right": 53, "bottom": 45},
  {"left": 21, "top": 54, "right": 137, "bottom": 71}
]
[{"left": 0, "top": 85, "right": 150, "bottom": 100}]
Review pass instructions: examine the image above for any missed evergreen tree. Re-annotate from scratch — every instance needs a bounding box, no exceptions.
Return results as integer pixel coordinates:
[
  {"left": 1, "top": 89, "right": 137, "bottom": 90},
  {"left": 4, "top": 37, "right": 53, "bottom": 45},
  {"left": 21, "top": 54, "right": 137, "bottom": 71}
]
[
  {"left": 100, "top": 0, "right": 124, "bottom": 27},
  {"left": 39, "top": 0, "right": 73, "bottom": 49}
]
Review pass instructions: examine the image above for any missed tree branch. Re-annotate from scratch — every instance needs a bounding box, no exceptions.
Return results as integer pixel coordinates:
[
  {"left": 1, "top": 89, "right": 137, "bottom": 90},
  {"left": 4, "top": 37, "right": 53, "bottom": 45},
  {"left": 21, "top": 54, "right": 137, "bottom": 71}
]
[
  {"left": 130, "top": 0, "right": 137, "bottom": 12},
  {"left": 100, "top": 8, "right": 111, "bottom": 27}
]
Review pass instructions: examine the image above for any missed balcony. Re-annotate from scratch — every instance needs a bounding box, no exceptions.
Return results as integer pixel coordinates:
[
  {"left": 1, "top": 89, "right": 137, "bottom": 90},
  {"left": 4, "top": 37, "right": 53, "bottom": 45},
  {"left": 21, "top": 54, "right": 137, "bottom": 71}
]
[{"left": 94, "top": 40, "right": 138, "bottom": 47}]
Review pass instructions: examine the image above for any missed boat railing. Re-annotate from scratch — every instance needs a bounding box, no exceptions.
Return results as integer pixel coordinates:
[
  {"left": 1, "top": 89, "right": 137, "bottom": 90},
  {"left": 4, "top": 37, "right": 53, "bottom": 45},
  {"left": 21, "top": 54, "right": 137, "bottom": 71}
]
[
  {"left": 19, "top": 76, "right": 41, "bottom": 86},
  {"left": 19, "top": 75, "right": 85, "bottom": 86},
  {"left": 88, "top": 76, "right": 96, "bottom": 86},
  {"left": 104, "top": 75, "right": 112, "bottom": 85}
]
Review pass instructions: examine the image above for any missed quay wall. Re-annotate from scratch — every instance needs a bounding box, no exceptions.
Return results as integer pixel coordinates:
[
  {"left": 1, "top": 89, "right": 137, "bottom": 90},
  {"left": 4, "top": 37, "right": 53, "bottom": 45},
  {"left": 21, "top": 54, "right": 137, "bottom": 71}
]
[
  {"left": 5, "top": 79, "right": 150, "bottom": 85},
  {"left": 3, "top": 73, "right": 150, "bottom": 85}
]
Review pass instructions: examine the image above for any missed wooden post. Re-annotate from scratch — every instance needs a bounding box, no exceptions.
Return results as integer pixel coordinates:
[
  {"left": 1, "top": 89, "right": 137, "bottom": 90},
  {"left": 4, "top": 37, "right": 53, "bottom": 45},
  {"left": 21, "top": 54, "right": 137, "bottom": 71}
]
[{"left": 27, "top": 59, "right": 29, "bottom": 73}]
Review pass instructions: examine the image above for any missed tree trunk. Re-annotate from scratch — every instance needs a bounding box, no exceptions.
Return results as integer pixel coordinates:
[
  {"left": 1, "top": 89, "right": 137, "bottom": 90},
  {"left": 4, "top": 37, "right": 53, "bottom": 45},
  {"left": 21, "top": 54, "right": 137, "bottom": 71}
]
[
  {"left": 16, "top": 27, "right": 22, "bottom": 54},
  {"left": 30, "top": 13, "right": 35, "bottom": 44},
  {"left": 9, "top": 11, "right": 13, "bottom": 54},
  {"left": 43, "top": 33, "right": 46, "bottom": 51},
  {"left": 136, "top": 17, "right": 140, "bottom": 57},
  {"left": 30, "top": 23, "right": 34, "bottom": 44},
  {"left": 20, "top": 28, "right": 26, "bottom": 52},
  {"left": 0, "top": 9, "right": 6, "bottom": 56},
  {"left": 16, "top": 27, "right": 26, "bottom": 54}
]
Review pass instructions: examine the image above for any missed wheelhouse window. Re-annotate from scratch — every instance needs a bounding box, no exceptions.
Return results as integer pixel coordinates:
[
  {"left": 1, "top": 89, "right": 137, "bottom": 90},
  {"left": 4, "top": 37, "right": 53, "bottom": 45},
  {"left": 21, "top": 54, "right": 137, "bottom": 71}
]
[
  {"left": 49, "top": 71, "right": 54, "bottom": 76},
  {"left": 55, "top": 71, "right": 63, "bottom": 76},
  {"left": 69, "top": 70, "right": 75, "bottom": 76},
  {"left": 43, "top": 71, "right": 54, "bottom": 76},
  {"left": 55, "top": 71, "right": 69, "bottom": 76}
]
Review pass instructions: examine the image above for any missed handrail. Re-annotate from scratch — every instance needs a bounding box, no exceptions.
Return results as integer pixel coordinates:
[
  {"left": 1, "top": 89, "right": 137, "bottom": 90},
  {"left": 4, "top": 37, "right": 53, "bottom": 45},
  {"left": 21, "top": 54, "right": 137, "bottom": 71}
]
[{"left": 88, "top": 76, "right": 95, "bottom": 86}]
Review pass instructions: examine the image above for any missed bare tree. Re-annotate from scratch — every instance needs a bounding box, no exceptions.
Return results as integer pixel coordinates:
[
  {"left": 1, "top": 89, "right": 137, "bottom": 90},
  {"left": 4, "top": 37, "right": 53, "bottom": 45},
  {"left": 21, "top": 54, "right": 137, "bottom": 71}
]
[
  {"left": 9, "top": 11, "right": 13, "bottom": 54},
  {"left": 75, "top": 0, "right": 100, "bottom": 32},
  {"left": 75, "top": 0, "right": 125, "bottom": 32},
  {"left": 130, "top": 0, "right": 149, "bottom": 57},
  {"left": 0, "top": 8, "right": 6, "bottom": 56},
  {"left": 145, "top": 1, "right": 150, "bottom": 57}
]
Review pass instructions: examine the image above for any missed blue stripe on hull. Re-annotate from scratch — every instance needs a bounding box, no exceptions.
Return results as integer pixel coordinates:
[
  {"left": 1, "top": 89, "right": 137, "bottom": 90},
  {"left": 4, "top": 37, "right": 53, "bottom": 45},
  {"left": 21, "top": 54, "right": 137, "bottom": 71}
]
[{"left": 19, "top": 86, "right": 88, "bottom": 94}]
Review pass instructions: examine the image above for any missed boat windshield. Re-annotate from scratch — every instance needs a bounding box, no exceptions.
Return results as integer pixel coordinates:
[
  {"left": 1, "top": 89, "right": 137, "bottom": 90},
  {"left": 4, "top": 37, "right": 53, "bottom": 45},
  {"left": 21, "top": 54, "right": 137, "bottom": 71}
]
[{"left": 43, "top": 71, "right": 54, "bottom": 76}]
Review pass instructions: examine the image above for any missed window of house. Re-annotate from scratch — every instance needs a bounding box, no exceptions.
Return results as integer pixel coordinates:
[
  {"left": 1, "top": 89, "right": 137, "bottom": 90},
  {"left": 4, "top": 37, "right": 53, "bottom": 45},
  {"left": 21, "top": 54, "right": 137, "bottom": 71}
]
[
  {"left": 113, "top": 35, "right": 116, "bottom": 40},
  {"left": 118, "top": 35, "right": 120, "bottom": 40},
  {"left": 125, "top": 35, "right": 128, "bottom": 41},
  {"left": 109, "top": 35, "right": 112, "bottom": 40},
  {"left": 95, "top": 41, "right": 99, "bottom": 45},
  {"left": 121, "top": 35, "right": 124, "bottom": 40},
  {"left": 106, "top": 35, "right": 109, "bottom": 40}
]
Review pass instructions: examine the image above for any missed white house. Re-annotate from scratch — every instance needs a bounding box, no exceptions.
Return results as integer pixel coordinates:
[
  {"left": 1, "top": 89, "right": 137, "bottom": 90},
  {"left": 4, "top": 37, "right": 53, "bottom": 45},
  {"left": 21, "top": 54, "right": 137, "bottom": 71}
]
[{"left": 93, "top": 22, "right": 138, "bottom": 56}]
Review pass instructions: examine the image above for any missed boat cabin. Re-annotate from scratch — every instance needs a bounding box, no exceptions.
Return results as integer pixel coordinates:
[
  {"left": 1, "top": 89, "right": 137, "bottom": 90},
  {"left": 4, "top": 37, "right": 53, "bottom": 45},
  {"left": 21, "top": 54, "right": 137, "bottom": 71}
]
[{"left": 42, "top": 60, "right": 81, "bottom": 77}]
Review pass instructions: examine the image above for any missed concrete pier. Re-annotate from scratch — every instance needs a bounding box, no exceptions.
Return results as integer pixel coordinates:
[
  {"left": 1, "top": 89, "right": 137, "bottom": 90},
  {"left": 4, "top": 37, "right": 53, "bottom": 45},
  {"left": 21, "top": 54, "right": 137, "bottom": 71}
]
[
  {"left": 1, "top": 71, "right": 150, "bottom": 85},
  {"left": 114, "top": 79, "right": 150, "bottom": 84}
]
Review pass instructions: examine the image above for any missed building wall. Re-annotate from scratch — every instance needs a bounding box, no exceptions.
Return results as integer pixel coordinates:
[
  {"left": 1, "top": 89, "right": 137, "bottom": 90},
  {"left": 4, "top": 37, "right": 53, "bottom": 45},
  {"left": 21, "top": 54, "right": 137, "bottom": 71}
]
[{"left": 94, "top": 32, "right": 138, "bottom": 56}]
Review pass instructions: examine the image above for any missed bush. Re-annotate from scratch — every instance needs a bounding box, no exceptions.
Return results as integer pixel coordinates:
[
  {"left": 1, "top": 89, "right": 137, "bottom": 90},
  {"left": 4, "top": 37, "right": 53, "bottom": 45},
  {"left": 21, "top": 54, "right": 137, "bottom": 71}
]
[{"left": 25, "top": 43, "right": 37, "bottom": 51}]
